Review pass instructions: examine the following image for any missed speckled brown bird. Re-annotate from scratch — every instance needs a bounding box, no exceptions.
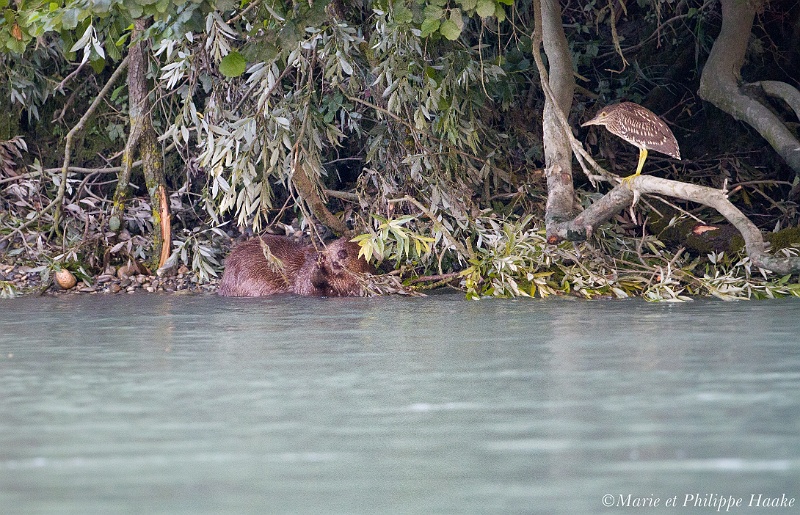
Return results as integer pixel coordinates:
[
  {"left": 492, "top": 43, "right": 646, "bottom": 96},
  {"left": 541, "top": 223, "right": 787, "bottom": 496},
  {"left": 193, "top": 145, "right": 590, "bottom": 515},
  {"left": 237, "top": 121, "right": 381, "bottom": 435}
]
[{"left": 582, "top": 102, "right": 681, "bottom": 182}]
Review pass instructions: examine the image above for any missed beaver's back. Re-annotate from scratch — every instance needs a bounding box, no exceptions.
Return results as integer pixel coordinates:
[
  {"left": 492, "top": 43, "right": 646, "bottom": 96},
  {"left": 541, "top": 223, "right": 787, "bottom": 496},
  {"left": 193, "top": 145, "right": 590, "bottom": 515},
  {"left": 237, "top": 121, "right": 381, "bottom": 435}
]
[{"left": 218, "top": 235, "right": 314, "bottom": 297}]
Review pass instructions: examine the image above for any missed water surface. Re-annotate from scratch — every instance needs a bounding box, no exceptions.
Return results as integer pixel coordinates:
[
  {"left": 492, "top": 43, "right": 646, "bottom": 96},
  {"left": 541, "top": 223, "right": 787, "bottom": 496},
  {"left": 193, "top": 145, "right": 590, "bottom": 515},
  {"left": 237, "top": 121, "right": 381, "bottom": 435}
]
[{"left": 1, "top": 294, "right": 799, "bottom": 514}]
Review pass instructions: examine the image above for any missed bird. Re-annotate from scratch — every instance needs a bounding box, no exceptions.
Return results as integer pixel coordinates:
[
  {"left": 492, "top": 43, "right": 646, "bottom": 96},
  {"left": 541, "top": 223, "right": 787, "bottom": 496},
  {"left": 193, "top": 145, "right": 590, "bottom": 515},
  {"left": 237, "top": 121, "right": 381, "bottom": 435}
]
[{"left": 581, "top": 102, "right": 681, "bottom": 184}]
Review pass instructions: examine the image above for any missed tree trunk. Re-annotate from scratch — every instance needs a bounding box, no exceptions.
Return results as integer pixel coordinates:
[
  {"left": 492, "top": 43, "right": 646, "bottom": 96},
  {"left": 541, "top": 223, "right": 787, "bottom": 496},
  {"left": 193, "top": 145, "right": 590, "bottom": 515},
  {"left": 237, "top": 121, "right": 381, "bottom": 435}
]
[
  {"left": 112, "top": 18, "right": 172, "bottom": 269},
  {"left": 537, "top": 0, "right": 578, "bottom": 229},
  {"left": 698, "top": 0, "right": 800, "bottom": 177},
  {"left": 292, "top": 162, "right": 349, "bottom": 236},
  {"left": 531, "top": 0, "right": 800, "bottom": 274}
]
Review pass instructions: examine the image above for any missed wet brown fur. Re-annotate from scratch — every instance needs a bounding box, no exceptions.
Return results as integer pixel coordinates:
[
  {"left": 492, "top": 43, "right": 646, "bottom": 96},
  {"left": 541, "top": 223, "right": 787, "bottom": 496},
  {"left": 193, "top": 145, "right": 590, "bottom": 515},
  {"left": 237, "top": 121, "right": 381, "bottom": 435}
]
[
  {"left": 295, "top": 237, "right": 375, "bottom": 296},
  {"left": 218, "top": 235, "right": 374, "bottom": 297}
]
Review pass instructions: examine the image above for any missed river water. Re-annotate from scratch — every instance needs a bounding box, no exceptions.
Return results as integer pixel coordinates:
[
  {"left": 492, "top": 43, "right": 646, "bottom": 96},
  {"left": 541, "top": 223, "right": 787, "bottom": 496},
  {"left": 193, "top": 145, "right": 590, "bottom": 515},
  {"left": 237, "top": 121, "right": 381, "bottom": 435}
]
[{"left": 1, "top": 294, "right": 798, "bottom": 514}]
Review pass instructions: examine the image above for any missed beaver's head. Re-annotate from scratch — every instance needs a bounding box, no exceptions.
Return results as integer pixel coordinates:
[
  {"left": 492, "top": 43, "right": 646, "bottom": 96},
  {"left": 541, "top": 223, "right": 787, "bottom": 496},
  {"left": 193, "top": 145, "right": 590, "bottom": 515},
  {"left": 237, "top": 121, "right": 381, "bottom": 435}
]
[{"left": 321, "top": 239, "right": 374, "bottom": 276}]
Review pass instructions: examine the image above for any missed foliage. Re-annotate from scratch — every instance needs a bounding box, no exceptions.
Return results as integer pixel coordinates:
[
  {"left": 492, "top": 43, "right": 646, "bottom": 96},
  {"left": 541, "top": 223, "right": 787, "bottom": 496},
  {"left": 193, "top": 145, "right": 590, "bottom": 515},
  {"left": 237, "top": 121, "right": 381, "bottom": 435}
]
[
  {"left": 1, "top": 1, "right": 799, "bottom": 299},
  {"left": 462, "top": 214, "right": 643, "bottom": 299},
  {"left": 459, "top": 214, "right": 800, "bottom": 301},
  {"left": 0, "top": 142, "right": 224, "bottom": 281},
  {"left": 0, "top": 279, "right": 15, "bottom": 298},
  {"left": 0, "top": 0, "right": 210, "bottom": 55},
  {"left": 165, "top": 224, "right": 227, "bottom": 282},
  {"left": 353, "top": 215, "right": 436, "bottom": 265},
  {"left": 154, "top": 0, "right": 519, "bottom": 237},
  {"left": 699, "top": 250, "right": 800, "bottom": 301}
]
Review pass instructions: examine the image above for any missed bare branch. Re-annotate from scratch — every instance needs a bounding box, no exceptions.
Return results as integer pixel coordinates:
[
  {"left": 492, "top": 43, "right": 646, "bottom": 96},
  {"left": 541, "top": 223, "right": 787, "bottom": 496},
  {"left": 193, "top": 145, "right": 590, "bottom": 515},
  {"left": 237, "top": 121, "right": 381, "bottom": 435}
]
[
  {"left": 53, "top": 55, "right": 131, "bottom": 230},
  {"left": 698, "top": 0, "right": 800, "bottom": 176},
  {"left": 549, "top": 176, "right": 800, "bottom": 274},
  {"left": 0, "top": 141, "right": 177, "bottom": 186},
  {"left": 753, "top": 80, "right": 800, "bottom": 121},
  {"left": 531, "top": 0, "right": 614, "bottom": 186}
]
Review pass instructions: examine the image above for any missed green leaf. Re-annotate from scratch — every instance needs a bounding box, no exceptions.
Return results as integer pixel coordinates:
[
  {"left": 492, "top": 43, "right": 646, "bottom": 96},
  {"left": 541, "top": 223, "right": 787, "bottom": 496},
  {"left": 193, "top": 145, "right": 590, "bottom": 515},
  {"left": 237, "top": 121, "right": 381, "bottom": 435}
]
[
  {"left": 277, "top": 20, "right": 300, "bottom": 48},
  {"left": 476, "top": 0, "right": 495, "bottom": 18},
  {"left": 243, "top": 41, "right": 278, "bottom": 63},
  {"left": 423, "top": 5, "right": 443, "bottom": 19},
  {"left": 459, "top": 0, "right": 477, "bottom": 10},
  {"left": 420, "top": 17, "right": 440, "bottom": 38},
  {"left": 339, "top": 54, "right": 353, "bottom": 75},
  {"left": 393, "top": 6, "right": 413, "bottom": 25},
  {"left": 449, "top": 8, "right": 464, "bottom": 30},
  {"left": 90, "top": 57, "right": 105, "bottom": 74},
  {"left": 7, "top": 37, "right": 26, "bottom": 54},
  {"left": 219, "top": 51, "right": 246, "bottom": 78},
  {"left": 61, "top": 8, "right": 79, "bottom": 30},
  {"left": 439, "top": 19, "right": 461, "bottom": 40},
  {"left": 91, "top": 0, "right": 112, "bottom": 14},
  {"left": 495, "top": 3, "right": 506, "bottom": 22},
  {"left": 127, "top": 3, "right": 143, "bottom": 18}
]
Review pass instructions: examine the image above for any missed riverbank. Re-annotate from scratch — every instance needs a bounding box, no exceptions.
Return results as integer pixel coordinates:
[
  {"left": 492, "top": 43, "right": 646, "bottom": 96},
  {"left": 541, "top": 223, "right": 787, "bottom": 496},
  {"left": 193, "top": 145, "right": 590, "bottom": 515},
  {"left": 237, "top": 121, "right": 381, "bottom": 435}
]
[{"left": 0, "top": 262, "right": 219, "bottom": 297}]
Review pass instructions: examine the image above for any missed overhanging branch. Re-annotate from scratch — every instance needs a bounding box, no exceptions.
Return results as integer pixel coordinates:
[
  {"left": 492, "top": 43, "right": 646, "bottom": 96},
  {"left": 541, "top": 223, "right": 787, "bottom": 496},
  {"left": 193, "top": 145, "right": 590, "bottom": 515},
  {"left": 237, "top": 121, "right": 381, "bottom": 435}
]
[{"left": 549, "top": 176, "right": 800, "bottom": 274}]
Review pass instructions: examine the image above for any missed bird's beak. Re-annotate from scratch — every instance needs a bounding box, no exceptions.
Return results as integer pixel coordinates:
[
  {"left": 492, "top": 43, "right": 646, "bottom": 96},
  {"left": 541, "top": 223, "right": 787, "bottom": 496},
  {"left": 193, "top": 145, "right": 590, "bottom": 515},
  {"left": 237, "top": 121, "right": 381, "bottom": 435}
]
[{"left": 581, "top": 118, "right": 599, "bottom": 127}]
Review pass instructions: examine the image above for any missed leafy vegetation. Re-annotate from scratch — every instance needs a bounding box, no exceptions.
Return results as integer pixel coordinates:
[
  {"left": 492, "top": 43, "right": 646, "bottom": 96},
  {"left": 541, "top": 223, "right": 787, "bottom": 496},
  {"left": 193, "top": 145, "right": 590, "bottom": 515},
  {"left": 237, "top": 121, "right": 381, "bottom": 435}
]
[{"left": 1, "top": 0, "right": 799, "bottom": 300}]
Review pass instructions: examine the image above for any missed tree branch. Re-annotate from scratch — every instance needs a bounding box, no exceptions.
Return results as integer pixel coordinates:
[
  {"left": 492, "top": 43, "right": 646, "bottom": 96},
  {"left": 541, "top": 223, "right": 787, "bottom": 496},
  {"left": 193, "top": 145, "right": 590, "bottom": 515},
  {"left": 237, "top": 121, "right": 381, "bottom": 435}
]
[
  {"left": 289, "top": 54, "right": 349, "bottom": 237},
  {"left": 530, "top": 1, "right": 613, "bottom": 188},
  {"left": 532, "top": 0, "right": 617, "bottom": 244},
  {"left": 534, "top": 0, "right": 578, "bottom": 230},
  {"left": 698, "top": 0, "right": 800, "bottom": 177},
  {"left": 0, "top": 141, "right": 178, "bottom": 186},
  {"left": 753, "top": 80, "right": 800, "bottom": 121},
  {"left": 53, "top": 55, "right": 131, "bottom": 230},
  {"left": 549, "top": 176, "right": 800, "bottom": 274}
]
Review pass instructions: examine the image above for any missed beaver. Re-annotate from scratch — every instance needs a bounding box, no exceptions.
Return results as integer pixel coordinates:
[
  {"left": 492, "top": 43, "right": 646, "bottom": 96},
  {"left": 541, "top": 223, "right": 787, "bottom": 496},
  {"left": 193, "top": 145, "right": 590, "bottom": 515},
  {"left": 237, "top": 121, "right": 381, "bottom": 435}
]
[
  {"left": 294, "top": 237, "right": 375, "bottom": 297},
  {"left": 218, "top": 235, "right": 374, "bottom": 297},
  {"left": 218, "top": 235, "right": 314, "bottom": 297}
]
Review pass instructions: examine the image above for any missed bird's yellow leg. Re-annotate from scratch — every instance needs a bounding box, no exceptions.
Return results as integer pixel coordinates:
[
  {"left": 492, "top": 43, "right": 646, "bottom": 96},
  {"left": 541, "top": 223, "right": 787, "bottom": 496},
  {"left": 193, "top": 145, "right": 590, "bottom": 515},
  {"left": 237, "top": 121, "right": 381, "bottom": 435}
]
[{"left": 621, "top": 148, "right": 648, "bottom": 186}]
